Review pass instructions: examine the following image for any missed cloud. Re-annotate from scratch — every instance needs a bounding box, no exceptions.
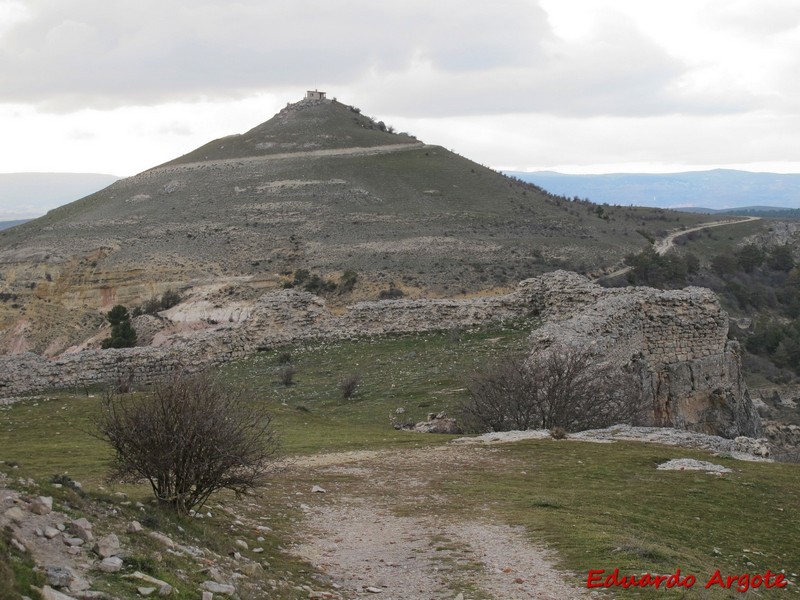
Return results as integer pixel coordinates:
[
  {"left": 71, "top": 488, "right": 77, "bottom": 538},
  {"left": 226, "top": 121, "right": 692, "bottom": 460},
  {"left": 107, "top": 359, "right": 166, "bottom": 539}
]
[
  {"left": 0, "top": 0, "right": 752, "bottom": 119},
  {"left": 0, "top": 0, "right": 551, "bottom": 110}
]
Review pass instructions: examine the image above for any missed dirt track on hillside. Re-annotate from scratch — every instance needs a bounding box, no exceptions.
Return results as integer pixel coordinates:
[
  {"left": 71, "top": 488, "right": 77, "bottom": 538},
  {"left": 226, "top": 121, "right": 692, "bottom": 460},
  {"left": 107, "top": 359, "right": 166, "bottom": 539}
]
[
  {"left": 597, "top": 216, "right": 760, "bottom": 282},
  {"left": 287, "top": 445, "right": 595, "bottom": 599}
]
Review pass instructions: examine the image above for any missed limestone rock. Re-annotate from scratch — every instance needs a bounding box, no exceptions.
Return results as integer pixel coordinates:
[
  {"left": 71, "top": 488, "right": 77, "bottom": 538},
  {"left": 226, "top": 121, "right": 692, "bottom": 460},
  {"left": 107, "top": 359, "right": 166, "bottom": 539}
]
[
  {"left": 69, "top": 518, "right": 93, "bottom": 542},
  {"left": 93, "top": 533, "right": 121, "bottom": 558},
  {"left": 37, "top": 586, "right": 78, "bottom": 600},
  {"left": 30, "top": 496, "right": 53, "bottom": 515},
  {"left": 148, "top": 531, "right": 175, "bottom": 549},
  {"left": 201, "top": 582, "right": 235, "bottom": 596},
  {"left": 44, "top": 566, "right": 75, "bottom": 588},
  {"left": 127, "top": 520, "right": 143, "bottom": 533},
  {"left": 3, "top": 506, "right": 24, "bottom": 523},
  {"left": 98, "top": 556, "right": 124, "bottom": 573},
  {"left": 125, "top": 572, "right": 172, "bottom": 596},
  {"left": 63, "top": 537, "right": 84, "bottom": 547},
  {"left": 412, "top": 412, "right": 461, "bottom": 434}
]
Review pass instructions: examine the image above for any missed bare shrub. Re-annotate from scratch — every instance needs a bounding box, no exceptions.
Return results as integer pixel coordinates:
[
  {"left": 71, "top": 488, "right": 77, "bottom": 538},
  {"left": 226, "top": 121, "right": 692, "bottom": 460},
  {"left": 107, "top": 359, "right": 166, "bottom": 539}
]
[
  {"left": 460, "top": 346, "right": 644, "bottom": 433},
  {"left": 97, "top": 371, "right": 278, "bottom": 514},
  {"left": 339, "top": 374, "right": 360, "bottom": 400},
  {"left": 280, "top": 366, "right": 297, "bottom": 386},
  {"left": 549, "top": 426, "right": 567, "bottom": 440}
]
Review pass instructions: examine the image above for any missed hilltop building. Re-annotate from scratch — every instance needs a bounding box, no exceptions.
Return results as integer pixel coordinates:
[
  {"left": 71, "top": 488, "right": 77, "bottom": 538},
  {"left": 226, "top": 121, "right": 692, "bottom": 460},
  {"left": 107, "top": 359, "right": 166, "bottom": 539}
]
[{"left": 306, "top": 89, "right": 326, "bottom": 100}]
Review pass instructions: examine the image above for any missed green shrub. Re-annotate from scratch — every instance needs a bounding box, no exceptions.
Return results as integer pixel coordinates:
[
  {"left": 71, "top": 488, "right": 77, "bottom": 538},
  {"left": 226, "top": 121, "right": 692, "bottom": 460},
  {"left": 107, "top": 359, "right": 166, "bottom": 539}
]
[{"left": 101, "top": 305, "right": 137, "bottom": 349}]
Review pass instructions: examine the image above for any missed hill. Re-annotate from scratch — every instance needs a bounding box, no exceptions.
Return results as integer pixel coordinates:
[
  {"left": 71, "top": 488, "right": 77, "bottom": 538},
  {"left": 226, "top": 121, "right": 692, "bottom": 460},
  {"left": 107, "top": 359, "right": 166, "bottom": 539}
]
[
  {"left": 0, "top": 219, "right": 31, "bottom": 231},
  {"left": 0, "top": 95, "right": 718, "bottom": 354},
  {"left": 0, "top": 172, "right": 120, "bottom": 220},
  {"left": 508, "top": 169, "right": 800, "bottom": 210},
  {"left": 677, "top": 206, "right": 800, "bottom": 219}
]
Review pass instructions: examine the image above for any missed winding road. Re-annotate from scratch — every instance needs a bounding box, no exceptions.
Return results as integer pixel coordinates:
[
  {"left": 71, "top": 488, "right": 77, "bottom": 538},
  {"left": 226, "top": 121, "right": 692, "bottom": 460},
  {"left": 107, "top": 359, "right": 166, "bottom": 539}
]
[{"left": 596, "top": 216, "right": 761, "bottom": 282}]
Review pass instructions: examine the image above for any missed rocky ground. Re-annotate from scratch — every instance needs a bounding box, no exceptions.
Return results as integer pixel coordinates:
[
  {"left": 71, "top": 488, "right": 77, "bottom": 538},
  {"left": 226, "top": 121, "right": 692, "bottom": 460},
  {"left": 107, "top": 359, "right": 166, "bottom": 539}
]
[{"left": 0, "top": 427, "right": 777, "bottom": 600}]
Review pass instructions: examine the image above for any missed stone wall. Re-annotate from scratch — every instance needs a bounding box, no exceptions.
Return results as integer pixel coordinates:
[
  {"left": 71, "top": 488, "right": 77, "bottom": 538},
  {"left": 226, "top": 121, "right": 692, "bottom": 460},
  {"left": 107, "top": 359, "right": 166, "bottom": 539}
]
[
  {"left": 0, "top": 287, "right": 535, "bottom": 399},
  {"left": 528, "top": 272, "right": 761, "bottom": 437},
  {"left": 0, "top": 271, "right": 761, "bottom": 437}
]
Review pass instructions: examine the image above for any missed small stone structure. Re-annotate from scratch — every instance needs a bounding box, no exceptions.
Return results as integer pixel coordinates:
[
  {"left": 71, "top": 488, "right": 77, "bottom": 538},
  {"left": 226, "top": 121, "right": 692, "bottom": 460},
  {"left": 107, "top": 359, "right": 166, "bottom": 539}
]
[
  {"left": 0, "top": 271, "right": 761, "bottom": 437},
  {"left": 306, "top": 90, "right": 326, "bottom": 100}
]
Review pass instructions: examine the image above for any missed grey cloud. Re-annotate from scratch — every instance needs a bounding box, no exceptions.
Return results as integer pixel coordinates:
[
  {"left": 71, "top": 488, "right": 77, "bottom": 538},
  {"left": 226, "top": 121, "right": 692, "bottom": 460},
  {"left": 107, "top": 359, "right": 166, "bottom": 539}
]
[
  {"left": 0, "top": 0, "right": 550, "bottom": 110},
  {"left": 0, "top": 0, "right": 762, "bottom": 120},
  {"left": 357, "top": 16, "right": 755, "bottom": 118}
]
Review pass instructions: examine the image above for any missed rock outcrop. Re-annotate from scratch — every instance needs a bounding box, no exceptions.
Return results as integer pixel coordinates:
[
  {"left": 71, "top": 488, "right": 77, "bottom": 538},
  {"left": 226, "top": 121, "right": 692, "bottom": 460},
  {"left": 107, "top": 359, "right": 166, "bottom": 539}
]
[
  {"left": 0, "top": 271, "right": 761, "bottom": 437},
  {"left": 528, "top": 272, "right": 761, "bottom": 438}
]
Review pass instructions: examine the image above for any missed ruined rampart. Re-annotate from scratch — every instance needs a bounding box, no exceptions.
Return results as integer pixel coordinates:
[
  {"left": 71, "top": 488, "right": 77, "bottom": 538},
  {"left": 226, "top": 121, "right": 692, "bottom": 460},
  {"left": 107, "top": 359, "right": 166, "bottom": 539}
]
[{"left": 0, "top": 271, "right": 762, "bottom": 437}]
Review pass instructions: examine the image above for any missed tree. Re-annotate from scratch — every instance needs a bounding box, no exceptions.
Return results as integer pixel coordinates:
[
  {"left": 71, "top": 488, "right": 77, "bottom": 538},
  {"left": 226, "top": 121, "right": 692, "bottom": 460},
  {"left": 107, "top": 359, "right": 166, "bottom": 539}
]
[
  {"left": 710, "top": 254, "right": 738, "bottom": 276},
  {"left": 102, "top": 305, "right": 137, "bottom": 349},
  {"left": 736, "top": 244, "right": 764, "bottom": 273},
  {"left": 97, "top": 371, "right": 278, "bottom": 514},
  {"left": 768, "top": 245, "right": 795, "bottom": 272},
  {"left": 460, "top": 346, "right": 644, "bottom": 433}
]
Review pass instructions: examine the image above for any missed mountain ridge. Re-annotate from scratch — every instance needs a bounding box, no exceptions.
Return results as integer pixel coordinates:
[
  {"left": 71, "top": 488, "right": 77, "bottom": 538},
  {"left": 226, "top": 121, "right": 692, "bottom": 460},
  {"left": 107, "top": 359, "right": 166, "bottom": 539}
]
[
  {"left": 0, "top": 172, "right": 121, "bottom": 220},
  {"left": 508, "top": 169, "right": 800, "bottom": 210}
]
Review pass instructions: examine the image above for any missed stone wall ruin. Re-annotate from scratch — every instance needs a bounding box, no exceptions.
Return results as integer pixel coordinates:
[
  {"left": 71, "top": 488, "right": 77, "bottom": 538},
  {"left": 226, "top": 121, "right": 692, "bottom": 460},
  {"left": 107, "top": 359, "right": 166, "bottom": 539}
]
[{"left": 0, "top": 271, "right": 761, "bottom": 437}]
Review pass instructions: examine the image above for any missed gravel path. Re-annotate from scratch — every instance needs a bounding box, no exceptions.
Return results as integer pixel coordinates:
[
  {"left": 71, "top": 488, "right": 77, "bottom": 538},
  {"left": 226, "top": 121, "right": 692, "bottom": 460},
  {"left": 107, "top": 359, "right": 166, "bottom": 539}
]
[{"left": 290, "top": 446, "right": 595, "bottom": 599}]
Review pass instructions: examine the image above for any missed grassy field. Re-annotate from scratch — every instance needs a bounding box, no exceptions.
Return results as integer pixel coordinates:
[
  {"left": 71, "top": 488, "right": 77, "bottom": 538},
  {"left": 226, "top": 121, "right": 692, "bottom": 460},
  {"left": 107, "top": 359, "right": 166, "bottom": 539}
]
[{"left": 2, "top": 324, "right": 799, "bottom": 598}]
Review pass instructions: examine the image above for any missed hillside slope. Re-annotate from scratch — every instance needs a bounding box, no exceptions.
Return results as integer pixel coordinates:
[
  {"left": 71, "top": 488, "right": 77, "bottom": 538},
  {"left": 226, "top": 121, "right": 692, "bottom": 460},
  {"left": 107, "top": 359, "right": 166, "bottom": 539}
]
[{"left": 0, "top": 96, "right": 715, "bottom": 354}]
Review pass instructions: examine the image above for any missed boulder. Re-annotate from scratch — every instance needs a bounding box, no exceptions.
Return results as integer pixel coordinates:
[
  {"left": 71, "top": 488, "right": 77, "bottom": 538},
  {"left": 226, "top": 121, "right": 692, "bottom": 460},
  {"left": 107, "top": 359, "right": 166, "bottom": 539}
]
[
  {"left": 93, "top": 533, "right": 121, "bottom": 558},
  {"left": 98, "top": 556, "right": 124, "bottom": 573},
  {"left": 30, "top": 496, "right": 53, "bottom": 515}
]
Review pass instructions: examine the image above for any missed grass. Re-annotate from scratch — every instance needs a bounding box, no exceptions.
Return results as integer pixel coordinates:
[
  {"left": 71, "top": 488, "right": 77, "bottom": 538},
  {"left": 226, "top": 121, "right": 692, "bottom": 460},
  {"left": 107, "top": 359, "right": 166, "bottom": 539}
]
[
  {"left": 217, "top": 324, "right": 534, "bottom": 454},
  {"left": 0, "top": 527, "right": 44, "bottom": 600},
  {"left": 2, "top": 324, "right": 799, "bottom": 598},
  {"left": 426, "top": 440, "right": 800, "bottom": 598}
]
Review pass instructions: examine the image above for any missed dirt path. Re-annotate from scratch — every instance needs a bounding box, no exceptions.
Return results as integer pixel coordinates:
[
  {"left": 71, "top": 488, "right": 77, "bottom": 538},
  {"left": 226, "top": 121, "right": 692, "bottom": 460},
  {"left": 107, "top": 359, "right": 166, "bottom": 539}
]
[
  {"left": 597, "top": 216, "right": 761, "bottom": 282},
  {"left": 287, "top": 446, "right": 595, "bottom": 599},
  {"left": 145, "top": 142, "right": 426, "bottom": 175}
]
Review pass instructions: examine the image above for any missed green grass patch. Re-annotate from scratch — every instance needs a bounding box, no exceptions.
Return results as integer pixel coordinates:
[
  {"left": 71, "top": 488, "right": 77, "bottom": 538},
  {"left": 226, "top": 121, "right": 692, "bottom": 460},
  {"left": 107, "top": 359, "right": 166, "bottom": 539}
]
[
  {"left": 428, "top": 439, "right": 800, "bottom": 598},
  {"left": 217, "top": 325, "right": 533, "bottom": 454},
  {"left": 0, "top": 526, "right": 44, "bottom": 600}
]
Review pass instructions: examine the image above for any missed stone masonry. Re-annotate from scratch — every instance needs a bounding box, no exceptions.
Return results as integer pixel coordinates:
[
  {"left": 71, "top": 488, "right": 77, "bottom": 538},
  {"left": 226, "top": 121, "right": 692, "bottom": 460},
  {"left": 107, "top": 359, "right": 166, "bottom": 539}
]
[{"left": 1, "top": 271, "right": 761, "bottom": 437}]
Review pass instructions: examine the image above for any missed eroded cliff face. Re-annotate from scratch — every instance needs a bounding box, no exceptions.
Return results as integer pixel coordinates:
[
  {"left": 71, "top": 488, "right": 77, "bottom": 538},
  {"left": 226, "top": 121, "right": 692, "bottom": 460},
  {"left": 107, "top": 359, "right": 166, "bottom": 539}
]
[
  {"left": 0, "top": 271, "right": 761, "bottom": 437},
  {"left": 527, "top": 272, "right": 761, "bottom": 438}
]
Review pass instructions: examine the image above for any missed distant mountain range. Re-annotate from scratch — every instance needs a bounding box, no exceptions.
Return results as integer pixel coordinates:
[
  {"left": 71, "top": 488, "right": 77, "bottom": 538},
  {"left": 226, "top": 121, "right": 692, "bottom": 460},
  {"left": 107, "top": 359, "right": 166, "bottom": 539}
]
[
  {"left": 506, "top": 169, "right": 800, "bottom": 212},
  {"left": 0, "top": 219, "right": 31, "bottom": 231},
  {"left": 0, "top": 172, "right": 121, "bottom": 220}
]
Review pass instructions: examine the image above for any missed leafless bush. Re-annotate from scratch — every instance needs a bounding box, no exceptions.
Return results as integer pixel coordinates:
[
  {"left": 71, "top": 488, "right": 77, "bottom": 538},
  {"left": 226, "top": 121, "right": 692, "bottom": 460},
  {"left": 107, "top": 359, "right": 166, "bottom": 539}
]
[
  {"left": 460, "top": 346, "right": 645, "bottom": 433},
  {"left": 97, "top": 371, "right": 278, "bottom": 514},
  {"left": 280, "top": 366, "right": 297, "bottom": 386},
  {"left": 340, "top": 374, "right": 360, "bottom": 400}
]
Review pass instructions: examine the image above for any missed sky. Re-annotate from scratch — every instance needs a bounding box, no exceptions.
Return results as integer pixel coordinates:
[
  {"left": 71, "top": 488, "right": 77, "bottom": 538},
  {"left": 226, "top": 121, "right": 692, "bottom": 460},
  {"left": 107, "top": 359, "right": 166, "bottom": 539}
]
[{"left": 1, "top": 0, "right": 799, "bottom": 178}]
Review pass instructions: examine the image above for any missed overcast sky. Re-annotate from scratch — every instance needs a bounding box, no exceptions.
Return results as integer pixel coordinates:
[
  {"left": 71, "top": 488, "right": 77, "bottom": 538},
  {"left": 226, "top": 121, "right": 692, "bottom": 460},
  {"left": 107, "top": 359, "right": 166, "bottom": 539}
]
[{"left": 1, "top": 0, "right": 799, "bottom": 177}]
